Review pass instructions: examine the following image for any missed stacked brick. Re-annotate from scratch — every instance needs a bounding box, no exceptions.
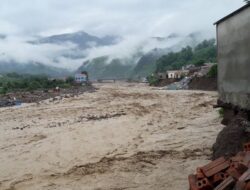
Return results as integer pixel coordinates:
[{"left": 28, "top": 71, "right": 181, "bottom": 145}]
[{"left": 188, "top": 142, "right": 250, "bottom": 190}]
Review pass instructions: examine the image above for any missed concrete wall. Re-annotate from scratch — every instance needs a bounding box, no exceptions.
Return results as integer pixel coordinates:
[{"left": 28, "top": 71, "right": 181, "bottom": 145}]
[{"left": 217, "top": 6, "right": 250, "bottom": 109}]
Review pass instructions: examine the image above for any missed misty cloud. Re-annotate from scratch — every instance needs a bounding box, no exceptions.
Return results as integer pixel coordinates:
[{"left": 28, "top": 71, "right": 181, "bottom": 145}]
[
  {"left": 0, "top": 0, "right": 244, "bottom": 69},
  {"left": 0, "top": 37, "right": 81, "bottom": 70}
]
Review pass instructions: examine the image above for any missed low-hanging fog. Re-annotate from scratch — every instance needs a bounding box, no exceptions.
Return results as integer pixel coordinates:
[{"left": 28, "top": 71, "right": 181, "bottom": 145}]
[{"left": 0, "top": 0, "right": 244, "bottom": 70}]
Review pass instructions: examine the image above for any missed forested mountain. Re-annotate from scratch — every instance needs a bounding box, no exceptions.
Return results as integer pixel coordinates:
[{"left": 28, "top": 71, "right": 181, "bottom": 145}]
[
  {"left": 33, "top": 31, "right": 118, "bottom": 50},
  {"left": 132, "top": 49, "right": 163, "bottom": 78},
  {"left": 155, "top": 39, "right": 216, "bottom": 72},
  {"left": 76, "top": 32, "right": 206, "bottom": 79},
  {"left": 76, "top": 56, "right": 135, "bottom": 80},
  {"left": 1, "top": 30, "right": 215, "bottom": 79},
  {"left": 0, "top": 62, "right": 70, "bottom": 77},
  {"left": 0, "top": 31, "right": 119, "bottom": 76}
]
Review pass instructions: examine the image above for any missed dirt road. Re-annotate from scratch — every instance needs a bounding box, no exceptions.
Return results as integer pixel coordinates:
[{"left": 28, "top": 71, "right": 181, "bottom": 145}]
[{"left": 0, "top": 83, "right": 223, "bottom": 190}]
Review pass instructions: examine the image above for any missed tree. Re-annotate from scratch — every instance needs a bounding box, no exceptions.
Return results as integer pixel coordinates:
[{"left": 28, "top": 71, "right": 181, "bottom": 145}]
[
  {"left": 194, "top": 59, "right": 205, "bottom": 67},
  {"left": 154, "top": 39, "right": 216, "bottom": 73},
  {"left": 146, "top": 75, "right": 159, "bottom": 86},
  {"left": 66, "top": 76, "right": 74, "bottom": 84},
  {"left": 244, "top": 0, "right": 250, "bottom": 3}
]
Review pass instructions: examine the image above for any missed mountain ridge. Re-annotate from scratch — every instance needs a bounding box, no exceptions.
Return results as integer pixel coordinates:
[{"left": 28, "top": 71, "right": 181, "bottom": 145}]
[{"left": 33, "top": 31, "right": 119, "bottom": 50}]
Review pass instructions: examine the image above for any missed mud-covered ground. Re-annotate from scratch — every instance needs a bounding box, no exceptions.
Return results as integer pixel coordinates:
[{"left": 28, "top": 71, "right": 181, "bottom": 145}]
[
  {"left": 0, "top": 83, "right": 223, "bottom": 190},
  {"left": 0, "top": 85, "right": 95, "bottom": 106}
]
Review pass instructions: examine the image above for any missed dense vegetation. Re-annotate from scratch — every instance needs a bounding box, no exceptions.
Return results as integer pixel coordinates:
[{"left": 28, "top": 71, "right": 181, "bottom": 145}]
[
  {"left": 0, "top": 73, "right": 74, "bottom": 94},
  {"left": 146, "top": 39, "right": 217, "bottom": 86},
  {"left": 0, "top": 62, "right": 70, "bottom": 77},
  {"left": 132, "top": 51, "right": 160, "bottom": 78},
  {"left": 155, "top": 39, "right": 217, "bottom": 72}
]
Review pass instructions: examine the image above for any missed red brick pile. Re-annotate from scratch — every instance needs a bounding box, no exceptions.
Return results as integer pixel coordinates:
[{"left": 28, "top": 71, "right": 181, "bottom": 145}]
[{"left": 188, "top": 142, "right": 250, "bottom": 190}]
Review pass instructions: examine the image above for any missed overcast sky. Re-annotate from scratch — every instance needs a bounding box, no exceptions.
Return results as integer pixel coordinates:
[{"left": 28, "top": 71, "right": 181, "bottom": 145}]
[
  {"left": 0, "top": 0, "right": 245, "bottom": 69},
  {"left": 0, "top": 0, "right": 244, "bottom": 37}
]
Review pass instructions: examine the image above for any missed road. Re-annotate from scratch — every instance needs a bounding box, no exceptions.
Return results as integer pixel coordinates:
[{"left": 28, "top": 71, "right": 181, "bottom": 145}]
[{"left": 0, "top": 83, "right": 223, "bottom": 190}]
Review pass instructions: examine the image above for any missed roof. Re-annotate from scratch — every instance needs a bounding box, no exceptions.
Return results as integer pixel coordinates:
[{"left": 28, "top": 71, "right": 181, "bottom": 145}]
[
  {"left": 75, "top": 73, "right": 86, "bottom": 76},
  {"left": 214, "top": 3, "right": 250, "bottom": 25},
  {"left": 167, "top": 70, "right": 189, "bottom": 73}
]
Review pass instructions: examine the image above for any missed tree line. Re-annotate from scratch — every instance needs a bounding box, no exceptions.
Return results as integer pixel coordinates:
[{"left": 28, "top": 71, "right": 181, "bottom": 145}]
[
  {"left": 155, "top": 39, "right": 217, "bottom": 73},
  {"left": 0, "top": 73, "right": 74, "bottom": 94}
]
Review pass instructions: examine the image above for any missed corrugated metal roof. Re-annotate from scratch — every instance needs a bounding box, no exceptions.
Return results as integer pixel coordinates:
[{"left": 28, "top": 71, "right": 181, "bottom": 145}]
[{"left": 214, "top": 3, "right": 250, "bottom": 25}]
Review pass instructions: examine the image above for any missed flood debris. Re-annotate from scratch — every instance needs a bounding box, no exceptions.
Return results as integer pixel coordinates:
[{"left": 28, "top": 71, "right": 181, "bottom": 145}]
[
  {"left": 212, "top": 100, "right": 250, "bottom": 160},
  {"left": 0, "top": 85, "right": 96, "bottom": 108},
  {"left": 0, "top": 97, "right": 23, "bottom": 108},
  {"left": 12, "top": 125, "right": 30, "bottom": 130},
  {"left": 190, "top": 101, "right": 250, "bottom": 190},
  {"left": 188, "top": 142, "right": 250, "bottom": 190},
  {"left": 0, "top": 99, "right": 18, "bottom": 107},
  {"left": 212, "top": 117, "right": 250, "bottom": 160},
  {"left": 86, "top": 112, "right": 126, "bottom": 121},
  {"left": 162, "top": 77, "right": 191, "bottom": 90}
]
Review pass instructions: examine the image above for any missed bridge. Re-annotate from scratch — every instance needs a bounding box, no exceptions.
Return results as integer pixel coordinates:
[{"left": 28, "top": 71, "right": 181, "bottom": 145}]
[{"left": 95, "top": 78, "right": 129, "bottom": 83}]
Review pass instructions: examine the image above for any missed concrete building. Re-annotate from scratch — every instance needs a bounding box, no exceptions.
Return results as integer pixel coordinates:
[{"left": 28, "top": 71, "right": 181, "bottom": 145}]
[
  {"left": 157, "top": 72, "right": 167, "bottom": 80},
  {"left": 75, "top": 73, "right": 87, "bottom": 84},
  {"left": 167, "top": 70, "right": 189, "bottom": 79},
  {"left": 215, "top": 4, "right": 250, "bottom": 109}
]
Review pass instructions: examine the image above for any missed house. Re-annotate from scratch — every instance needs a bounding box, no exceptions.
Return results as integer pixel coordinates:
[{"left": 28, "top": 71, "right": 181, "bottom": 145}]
[
  {"left": 167, "top": 70, "right": 189, "bottom": 79},
  {"left": 167, "top": 71, "right": 180, "bottom": 79},
  {"left": 215, "top": 3, "right": 250, "bottom": 109},
  {"left": 157, "top": 72, "right": 167, "bottom": 80},
  {"left": 75, "top": 72, "right": 88, "bottom": 84}
]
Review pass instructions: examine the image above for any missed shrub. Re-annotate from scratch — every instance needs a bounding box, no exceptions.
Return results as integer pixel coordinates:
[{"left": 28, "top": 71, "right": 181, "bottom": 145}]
[
  {"left": 194, "top": 59, "right": 205, "bottom": 66},
  {"left": 147, "top": 75, "right": 159, "bottom": 86},
  {"left": 27, "top": 81, "right": 42, "bottom": 91},
  {"left": 207, "top": 64, "right": 218, "bottom": 78}
]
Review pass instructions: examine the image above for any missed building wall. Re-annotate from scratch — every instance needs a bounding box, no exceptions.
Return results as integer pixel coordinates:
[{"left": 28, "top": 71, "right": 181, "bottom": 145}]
[
  {"left": 217, "top": 6, "right": 250, "bottom": 109},
  {"left": 75, "top": 74, "right": 87, "bottom": 83},
  {"left": 157, "top": 73, "right": 167, "bottom": 79},
  {"left": 168, "top": 72, "right": 179, "bottom": 79}
]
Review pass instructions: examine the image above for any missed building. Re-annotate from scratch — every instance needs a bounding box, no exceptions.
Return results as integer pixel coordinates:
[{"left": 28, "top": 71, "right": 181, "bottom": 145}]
[
  {"left": 215, "top": 4, "right": 250, "bottom": 109},
  {"left": 75, "top": 72, "right": 88, "bottom": 84},
  {"left": 167, "top": 70, "right": 189, "bottom": 79},
  {"left": 157, "top": 72, "right": 167, "bottom": 80}
]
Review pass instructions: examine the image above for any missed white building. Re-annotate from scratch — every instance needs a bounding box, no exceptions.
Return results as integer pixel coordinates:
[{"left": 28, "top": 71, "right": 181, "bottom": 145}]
[
  {"left": 167, "top": 70, "right": 189, "bottom": 79},
  {"left": 157, "top": 72, "right": 167, "bottom": 79},
  {"left": 75, "top": 73, "right": 87, "bottom": 83}
]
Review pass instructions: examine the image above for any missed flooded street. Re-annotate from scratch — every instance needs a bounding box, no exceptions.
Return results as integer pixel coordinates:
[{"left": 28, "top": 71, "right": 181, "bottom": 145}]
[{"left": 0, "top": 83, "right": 223, "bottom": 190}]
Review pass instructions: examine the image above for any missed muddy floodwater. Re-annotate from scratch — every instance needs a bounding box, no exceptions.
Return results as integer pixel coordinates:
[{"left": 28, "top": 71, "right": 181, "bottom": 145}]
[{"left": 0, "top": 83, "right": 223, "bottom": 190}]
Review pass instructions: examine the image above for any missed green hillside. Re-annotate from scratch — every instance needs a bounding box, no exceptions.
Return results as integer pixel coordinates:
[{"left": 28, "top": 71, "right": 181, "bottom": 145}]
[
  {"left": 155, "top": 39, "right": 216, "bottom": 72},
  {"left": 77, "top": 56, "right": 135, "bottom": 80}
]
